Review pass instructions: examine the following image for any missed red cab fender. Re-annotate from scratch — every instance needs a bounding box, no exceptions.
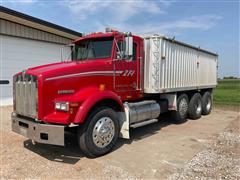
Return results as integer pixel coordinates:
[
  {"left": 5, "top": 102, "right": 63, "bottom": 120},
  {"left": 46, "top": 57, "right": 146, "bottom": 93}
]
[{"left": 73, "top": 89, "right": 124, "bottom": 124}]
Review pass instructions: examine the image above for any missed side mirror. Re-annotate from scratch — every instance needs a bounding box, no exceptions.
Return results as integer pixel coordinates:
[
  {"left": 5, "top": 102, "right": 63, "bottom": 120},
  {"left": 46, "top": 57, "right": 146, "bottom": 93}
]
[{"left": 124, "top": 36, "right": 133, "bottom": 56}]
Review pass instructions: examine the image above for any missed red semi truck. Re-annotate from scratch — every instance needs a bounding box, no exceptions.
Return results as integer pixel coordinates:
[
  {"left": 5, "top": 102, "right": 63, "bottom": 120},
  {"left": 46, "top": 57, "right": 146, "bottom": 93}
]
[{"left": 12, "top": 28, "right": 218, "bottom": 157}]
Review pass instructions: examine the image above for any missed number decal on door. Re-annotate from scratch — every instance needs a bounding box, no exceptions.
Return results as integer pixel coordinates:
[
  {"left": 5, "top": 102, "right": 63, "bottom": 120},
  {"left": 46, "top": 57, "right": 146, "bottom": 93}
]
[{"left": 122, "top": 70, "right": 135, "bottom": 76}]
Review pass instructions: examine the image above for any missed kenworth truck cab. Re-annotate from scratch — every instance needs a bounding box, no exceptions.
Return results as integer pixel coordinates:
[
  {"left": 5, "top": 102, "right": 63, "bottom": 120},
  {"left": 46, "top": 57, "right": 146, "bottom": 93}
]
[{"left": 12, "top": 28, "right": 217, "bottom": 157}]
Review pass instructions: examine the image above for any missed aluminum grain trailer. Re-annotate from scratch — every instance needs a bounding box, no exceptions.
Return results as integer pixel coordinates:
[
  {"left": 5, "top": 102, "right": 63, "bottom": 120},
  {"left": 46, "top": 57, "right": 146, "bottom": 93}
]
[{"left": 142, "top": 35, "right": 217, "bottom": 122}]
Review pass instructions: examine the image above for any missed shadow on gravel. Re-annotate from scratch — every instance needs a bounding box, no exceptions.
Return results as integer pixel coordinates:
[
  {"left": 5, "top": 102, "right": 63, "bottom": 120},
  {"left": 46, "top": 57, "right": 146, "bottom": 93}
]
[
  {"left": 23, "top": 132, "right": 84, "bottom": 164},
  {"left": 23, "top": 113, "right": 184, "bottom": 164},
  {"left": 113, "top": 112, "right": 179, "bottom": 151}
]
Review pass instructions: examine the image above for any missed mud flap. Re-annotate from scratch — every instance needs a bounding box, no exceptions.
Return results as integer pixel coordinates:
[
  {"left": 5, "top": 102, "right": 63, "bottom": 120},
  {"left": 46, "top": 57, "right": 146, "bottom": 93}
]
[{"left": 118, "top": 103, "right": 130, "bottom": 139}]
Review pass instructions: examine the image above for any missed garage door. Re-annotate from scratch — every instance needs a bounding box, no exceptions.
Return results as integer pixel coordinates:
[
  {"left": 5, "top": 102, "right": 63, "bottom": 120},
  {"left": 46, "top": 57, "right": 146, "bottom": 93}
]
[{"left": 0, "top": 35, "right": 71, "bottom": 106}]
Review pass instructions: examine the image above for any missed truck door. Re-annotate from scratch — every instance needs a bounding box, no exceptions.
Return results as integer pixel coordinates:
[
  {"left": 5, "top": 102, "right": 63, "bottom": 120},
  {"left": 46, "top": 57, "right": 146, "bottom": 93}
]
[{"left": 114, "top": 37, "right": 141, "bottom": 99}]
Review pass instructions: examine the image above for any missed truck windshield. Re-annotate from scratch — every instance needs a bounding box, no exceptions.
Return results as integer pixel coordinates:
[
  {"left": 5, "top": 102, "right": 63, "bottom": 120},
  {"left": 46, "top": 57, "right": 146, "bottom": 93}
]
[{"left": 72, "top": 38, "right": 113, "bottom": 60}]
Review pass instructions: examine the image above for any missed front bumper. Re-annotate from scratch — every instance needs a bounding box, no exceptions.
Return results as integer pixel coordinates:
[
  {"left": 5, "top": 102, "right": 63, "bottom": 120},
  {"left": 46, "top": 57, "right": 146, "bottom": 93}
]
[{"left": 11, "top": 113, "right": 65, "bottom": 146}]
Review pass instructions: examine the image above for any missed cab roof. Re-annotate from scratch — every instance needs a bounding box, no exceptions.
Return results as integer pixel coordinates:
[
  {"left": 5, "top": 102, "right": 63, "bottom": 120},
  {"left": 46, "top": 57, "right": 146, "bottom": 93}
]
[
  {"left": 74, "top": 31, "right": 120, "bottom": 43},
  {"left": 73, "top": 30, "right": 143, "bottom": 44}
]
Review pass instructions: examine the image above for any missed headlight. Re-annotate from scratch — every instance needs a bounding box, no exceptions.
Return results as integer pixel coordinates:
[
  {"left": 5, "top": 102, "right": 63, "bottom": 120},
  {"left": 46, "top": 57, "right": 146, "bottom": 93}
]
[{"left": 55, "top": 102, "right": 69, "bottom": 111}]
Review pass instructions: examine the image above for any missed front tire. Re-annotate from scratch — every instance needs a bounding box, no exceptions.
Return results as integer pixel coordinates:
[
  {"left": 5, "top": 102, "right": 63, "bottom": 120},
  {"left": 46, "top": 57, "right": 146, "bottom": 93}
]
[
  {"left": 188, "top": 93, "right": 202, "bottom": 120},
  {"left": 77, "top": 107, "right": 119, "bottom": 157},
  {"left": 171, "top": 94, "right": 189, "bottom": 124}
]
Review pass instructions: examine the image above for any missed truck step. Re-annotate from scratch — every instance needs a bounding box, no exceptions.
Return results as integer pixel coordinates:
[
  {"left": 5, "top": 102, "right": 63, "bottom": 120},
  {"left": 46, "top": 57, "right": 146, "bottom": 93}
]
[{"left": 130, "top": 119, "right": 158, "bottom": 128}]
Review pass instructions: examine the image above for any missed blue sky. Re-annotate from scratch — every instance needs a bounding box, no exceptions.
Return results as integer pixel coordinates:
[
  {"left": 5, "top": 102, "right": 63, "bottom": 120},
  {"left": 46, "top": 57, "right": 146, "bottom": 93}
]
[{"left": 1, "top": 0, "right": 239, "bottom": 77}]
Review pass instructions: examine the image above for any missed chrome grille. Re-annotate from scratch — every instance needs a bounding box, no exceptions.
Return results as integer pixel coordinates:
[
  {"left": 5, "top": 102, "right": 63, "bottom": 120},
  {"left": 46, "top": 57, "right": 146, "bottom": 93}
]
[{"left": 14, "top": 73, "right": 38, "bottom": 118}]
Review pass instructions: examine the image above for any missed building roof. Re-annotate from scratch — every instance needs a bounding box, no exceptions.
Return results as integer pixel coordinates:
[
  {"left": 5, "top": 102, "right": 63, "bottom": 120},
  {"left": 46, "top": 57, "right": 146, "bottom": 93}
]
[{"left": 0, "top": 6, "right": 82, "bottom": 40}]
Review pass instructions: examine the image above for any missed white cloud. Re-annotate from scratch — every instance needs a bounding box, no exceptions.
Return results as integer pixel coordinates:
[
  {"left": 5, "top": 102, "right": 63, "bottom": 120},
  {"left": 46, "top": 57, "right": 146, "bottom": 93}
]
[
  {"left": 65, "top": 1, "right": 110, "bottom": 19},
  {"left": 62, "top": 0, "right": 167, "bottom": 22},
  {"left": 99, "top": 14, "right": 222, "bottom": 37},
  {"left": 134, "top": 15, "right": 223, "bottom": 35},
  {"left": 162, "top": 15, "right": 222, "bottom": 31},
  {"left": 62, "top": 1, "right": 221, "bottom": 36}
]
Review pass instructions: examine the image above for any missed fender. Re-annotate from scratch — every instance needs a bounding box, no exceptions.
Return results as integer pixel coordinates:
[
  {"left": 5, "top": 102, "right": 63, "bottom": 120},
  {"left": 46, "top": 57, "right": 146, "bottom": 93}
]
[{"left": 73, "top": 88, "right": 124, "bottom": 124}]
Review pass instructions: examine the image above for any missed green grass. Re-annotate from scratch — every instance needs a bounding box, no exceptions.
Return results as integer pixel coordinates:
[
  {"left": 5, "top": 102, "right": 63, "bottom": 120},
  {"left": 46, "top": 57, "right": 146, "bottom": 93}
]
[{"left": 213, "top": 79, "right": 240, "bottom": 106}]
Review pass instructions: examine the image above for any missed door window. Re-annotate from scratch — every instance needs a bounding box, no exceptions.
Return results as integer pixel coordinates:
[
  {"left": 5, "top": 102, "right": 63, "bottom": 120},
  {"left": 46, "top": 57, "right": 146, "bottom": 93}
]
[
  {"left": 116, "top": 41, "right": 125, "bottom": 59},
  {"left": 116, "top": 41, "right": 137, "bottom": 61},
  {"left": 132, "top": 43, "right": 137, "bottom": 61}
]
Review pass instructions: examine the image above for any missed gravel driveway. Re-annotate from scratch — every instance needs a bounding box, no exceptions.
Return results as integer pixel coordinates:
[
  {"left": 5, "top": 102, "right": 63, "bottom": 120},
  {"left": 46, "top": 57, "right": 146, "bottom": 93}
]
[{"left": 1, "top": 106, "right": 239, "bottom": 179}]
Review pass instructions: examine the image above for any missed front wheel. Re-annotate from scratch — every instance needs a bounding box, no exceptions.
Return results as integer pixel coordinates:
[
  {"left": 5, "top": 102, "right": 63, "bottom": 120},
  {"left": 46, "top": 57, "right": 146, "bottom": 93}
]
[{"left": 77, "top": 107, "right": 119, "bottom": 157}]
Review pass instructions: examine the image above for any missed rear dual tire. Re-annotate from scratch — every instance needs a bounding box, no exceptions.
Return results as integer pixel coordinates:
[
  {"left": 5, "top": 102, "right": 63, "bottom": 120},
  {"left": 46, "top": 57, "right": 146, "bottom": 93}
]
[
  {"left": 201, "top": 91, "right": 212, "bottom": 115},
  {"left": 188, "top": 93, "right": 202, "bottom": 120},
  {"left": 171, "top": 94, "right": 189, "bottom": 123},
  {"left": 188, "top": 91, "right": 212, "bottom": 119}
]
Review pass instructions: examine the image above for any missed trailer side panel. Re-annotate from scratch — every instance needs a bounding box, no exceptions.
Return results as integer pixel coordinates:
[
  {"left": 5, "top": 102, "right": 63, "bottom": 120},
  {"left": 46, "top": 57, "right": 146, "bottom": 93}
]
[{"left": 143, "top": 36, "right": 217, "bottom": 93}]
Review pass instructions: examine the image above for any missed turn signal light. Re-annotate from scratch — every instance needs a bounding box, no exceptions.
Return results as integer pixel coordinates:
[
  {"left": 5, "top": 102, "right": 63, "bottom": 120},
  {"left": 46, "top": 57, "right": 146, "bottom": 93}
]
[{"left": 69, "top": 102, "right": 79, "bottom": 107}]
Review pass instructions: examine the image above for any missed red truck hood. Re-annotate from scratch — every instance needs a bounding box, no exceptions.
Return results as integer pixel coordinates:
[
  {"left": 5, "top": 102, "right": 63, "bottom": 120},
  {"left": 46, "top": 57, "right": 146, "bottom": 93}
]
[{"left": 25, "top": 60, "right": 110, "bottom": 79}]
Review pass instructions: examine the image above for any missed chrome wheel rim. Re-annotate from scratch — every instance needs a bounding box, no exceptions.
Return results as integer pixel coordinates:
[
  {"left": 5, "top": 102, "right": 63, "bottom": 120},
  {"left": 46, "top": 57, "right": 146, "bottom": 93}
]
[
  {"left": 179, "top": 98, "right": 188, "bottom": 117},
  {"left": 92, "top": 117, "right": 115, "bottom": 148},
  {"left": 206, "top": 98, "right": 211, "bottom": 111},
  {"left": 196, "top": 100, "right": 202, "bottom": 114}
]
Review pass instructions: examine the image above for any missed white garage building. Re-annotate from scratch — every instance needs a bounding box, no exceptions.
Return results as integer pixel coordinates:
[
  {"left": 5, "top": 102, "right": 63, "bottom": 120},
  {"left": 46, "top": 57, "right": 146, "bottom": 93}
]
[{"left": 0, "top": 6, "right": 82, "bottom": 106}]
